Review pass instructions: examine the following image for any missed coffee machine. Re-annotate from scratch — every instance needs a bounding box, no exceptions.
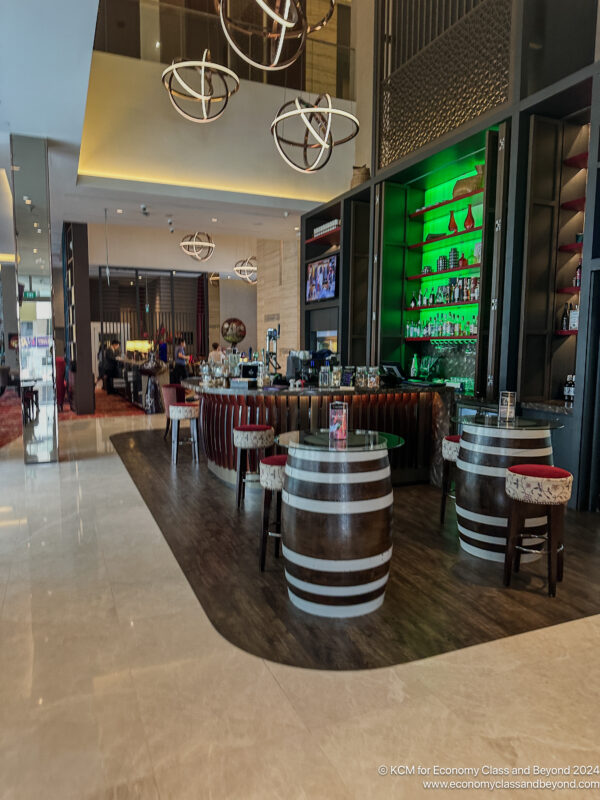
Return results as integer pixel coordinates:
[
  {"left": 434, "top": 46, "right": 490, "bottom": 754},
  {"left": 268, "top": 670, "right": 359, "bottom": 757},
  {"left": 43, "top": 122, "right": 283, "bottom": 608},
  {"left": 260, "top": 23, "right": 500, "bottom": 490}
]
[{"left": 265, "top": 327, "right": 280, "bottom": 374}]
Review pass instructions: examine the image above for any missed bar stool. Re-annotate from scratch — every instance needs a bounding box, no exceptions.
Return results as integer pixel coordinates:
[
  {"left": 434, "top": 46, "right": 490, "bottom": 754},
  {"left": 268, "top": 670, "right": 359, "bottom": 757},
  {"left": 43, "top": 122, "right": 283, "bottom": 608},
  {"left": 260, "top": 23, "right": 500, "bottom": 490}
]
[
  {"left": 233, "top": 424, "right": 275, "bottom": 509},
  {"left": 504, "top": 464, "right": 573, "bottom": 597},
  {"left": 170, "top": 403, "right": 200, "bottom": 465},
  {"left": 259, "top": 454, "right": 287, "bottom": 571},
  {"left": 440, "top": 434, "right": 460, "bottom": 524},
  {"left": 161, "top": 384, "right": 186, "bottom": 439}
]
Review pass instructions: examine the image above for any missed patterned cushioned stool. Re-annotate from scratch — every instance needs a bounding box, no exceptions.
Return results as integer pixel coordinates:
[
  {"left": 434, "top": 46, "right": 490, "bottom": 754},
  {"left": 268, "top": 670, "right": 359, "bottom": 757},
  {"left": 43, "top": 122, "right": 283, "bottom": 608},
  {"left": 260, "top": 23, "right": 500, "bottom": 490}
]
[
  {"left": 440, "top": 434, "right": 460, "bottom": 524},
  {"left": 161, "top": 384, "right": 186, "bottom": 440},
  {"left": 170, "top": 403, "right": 200, "bottom": 465},
  {"left": 233, "top": 424, "right": 275, "bottom": 509},
  {"left": 259, "top": 454, "right": 287, "bottom": 571},
  {"left": 504, "top": 464, "right": 573, "bottom": 597}
]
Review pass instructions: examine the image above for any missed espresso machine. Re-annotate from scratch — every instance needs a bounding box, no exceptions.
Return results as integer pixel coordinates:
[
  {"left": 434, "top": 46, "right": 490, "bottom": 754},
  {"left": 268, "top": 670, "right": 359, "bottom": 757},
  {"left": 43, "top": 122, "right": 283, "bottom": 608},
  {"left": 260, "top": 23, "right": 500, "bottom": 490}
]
[{"left": 265, "top": 326, "right": 280, "bottom": 374}]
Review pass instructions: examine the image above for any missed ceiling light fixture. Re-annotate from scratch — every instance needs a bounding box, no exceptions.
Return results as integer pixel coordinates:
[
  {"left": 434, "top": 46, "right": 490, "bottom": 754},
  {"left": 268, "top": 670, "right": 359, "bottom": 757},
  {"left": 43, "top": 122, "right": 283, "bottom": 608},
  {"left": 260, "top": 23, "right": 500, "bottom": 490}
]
[
  {"left": 211, "top": 217, "right": 218, "bottom": 223},
  {"left": 116, "top": 209, "right": 123, "bottom": 214},
  {"left": 217, "top": 0, "right": 335, "bottom": 71},
  {"left": 234, "top": 256, "right": 258, "bottom": 284},
  {"left": 271, "top": 93, "right": 359, "bottom": 173},
  {"left": 180, "top": 232, "right": 215, "bottom": 262},
  {"left": 33, "top": 248, "right": 38, "bottom": 254},
  {"left": 161, "top": 50, "right": 240, "bottom": 124}
]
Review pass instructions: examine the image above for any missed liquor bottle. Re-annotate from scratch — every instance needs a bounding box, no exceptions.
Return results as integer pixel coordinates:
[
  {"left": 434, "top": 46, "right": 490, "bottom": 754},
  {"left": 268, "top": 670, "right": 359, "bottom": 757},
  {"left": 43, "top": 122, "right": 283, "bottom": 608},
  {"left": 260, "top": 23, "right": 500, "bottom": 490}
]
[
  {"left": 410, "top": 354, "right": 419, "bottom": 378},
  {"left": 417, "top": 289, "right": 423, "bottom": 307},
  {"left": 410, "top": 292, "right": 417, "bottom": 309},
  {"left": 564, "top": 375, "right": 574, "bottom": 408},
  {"left": 429, "top": 288, "right": 435, "bottom": 306},
  {"left": 561, "top": 303, "right": 569, "bottom": 330},
  {"left": 576, "top": 258, "right": 582, "bottom": 288}
]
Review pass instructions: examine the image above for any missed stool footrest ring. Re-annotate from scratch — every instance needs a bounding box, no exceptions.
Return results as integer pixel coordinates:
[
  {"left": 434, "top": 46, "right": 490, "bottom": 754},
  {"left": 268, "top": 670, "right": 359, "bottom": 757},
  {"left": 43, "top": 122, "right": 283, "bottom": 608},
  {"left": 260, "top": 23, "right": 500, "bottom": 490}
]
[{"left": 516, "top": 543, "right": 564, "bottom": 556}]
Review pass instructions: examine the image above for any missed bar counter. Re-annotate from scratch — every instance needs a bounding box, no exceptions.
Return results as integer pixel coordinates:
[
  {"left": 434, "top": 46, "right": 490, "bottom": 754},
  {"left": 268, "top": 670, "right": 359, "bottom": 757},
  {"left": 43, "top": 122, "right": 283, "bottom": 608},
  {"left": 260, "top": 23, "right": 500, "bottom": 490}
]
[{"left": 182, "top": 378, "right": 453, "bottom": 486}]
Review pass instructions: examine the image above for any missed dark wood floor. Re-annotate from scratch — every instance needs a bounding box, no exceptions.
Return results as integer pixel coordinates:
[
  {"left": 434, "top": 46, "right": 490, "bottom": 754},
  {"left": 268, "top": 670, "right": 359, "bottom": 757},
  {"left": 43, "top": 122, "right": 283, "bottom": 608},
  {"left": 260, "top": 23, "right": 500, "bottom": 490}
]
[{"left": 111, "top": 429, "right": 600, "bottom": 670}]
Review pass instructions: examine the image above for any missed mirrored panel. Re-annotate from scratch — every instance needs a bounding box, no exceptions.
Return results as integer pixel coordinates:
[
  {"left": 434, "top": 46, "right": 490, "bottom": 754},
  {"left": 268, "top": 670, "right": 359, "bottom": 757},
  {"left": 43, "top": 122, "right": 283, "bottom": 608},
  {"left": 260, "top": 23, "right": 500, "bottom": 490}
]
[{"left": 10, "top": 135, "right": 58, "bottom": 463}]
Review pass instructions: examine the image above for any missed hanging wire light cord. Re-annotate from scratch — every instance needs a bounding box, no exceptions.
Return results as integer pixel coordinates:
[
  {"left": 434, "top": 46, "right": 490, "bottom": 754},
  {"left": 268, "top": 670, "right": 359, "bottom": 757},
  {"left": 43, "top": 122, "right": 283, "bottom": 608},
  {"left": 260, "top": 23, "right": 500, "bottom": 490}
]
[{"left": 104, "top": 208, "right": 110, "bottom": 286}]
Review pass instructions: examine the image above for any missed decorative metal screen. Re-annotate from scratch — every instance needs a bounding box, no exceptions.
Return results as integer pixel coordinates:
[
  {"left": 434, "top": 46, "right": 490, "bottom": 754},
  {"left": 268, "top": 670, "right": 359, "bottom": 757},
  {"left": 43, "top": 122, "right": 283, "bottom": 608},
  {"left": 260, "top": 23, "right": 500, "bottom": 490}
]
[{"left": 378, "top": 0, "right": 511, "bottom": 169}]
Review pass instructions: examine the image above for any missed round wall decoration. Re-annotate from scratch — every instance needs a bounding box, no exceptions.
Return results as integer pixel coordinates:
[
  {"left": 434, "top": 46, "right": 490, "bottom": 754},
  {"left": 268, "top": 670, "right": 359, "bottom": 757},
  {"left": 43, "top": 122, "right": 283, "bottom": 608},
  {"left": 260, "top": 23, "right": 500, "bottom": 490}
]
[
  {"left": 180, "top": 232, "right": 215, "bottom": 262},
  {"left": 161, "top": 51, "right": 240, "bottom": 123},
  {"left": 216, "top": 0, "right": 335, "bottom": 72},
  {"left": 271, "top": 93, "right": 359, "bottom": 173},
  {"left": 221, "top": 317, "right": 247, "bottom": 345}
]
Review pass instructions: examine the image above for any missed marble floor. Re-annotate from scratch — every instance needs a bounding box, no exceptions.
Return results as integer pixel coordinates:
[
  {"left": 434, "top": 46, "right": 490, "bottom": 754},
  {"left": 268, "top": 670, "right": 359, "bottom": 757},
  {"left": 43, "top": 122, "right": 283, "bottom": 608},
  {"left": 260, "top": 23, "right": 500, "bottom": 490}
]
[{"left": 0, "top": 415, "right": 599, "bottom": 800}]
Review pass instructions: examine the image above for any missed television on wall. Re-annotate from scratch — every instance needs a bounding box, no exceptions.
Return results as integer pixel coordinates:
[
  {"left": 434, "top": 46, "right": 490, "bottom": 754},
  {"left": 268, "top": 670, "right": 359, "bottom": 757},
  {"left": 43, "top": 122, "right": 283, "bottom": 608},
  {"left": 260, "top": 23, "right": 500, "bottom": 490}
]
[{"left": 306, "top": 255, "right": 337, "bottom": 303}]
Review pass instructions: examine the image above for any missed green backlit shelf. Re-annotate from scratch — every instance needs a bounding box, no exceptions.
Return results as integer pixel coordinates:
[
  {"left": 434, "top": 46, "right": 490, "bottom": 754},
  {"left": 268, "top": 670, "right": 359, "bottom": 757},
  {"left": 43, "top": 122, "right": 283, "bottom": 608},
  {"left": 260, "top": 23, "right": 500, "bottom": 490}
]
[
  {"left": 405, "top": 335, "right": 478, "bottom": 342},
  {"left": 408, "top": 226, "right": 483, "bottom": 252},
  {"left": 408, "top": 189, "right": 484, "bottom": 221},
  {"left": 406, "top": 263, "right": 481, "bottom": 281},
  {"left": 404, "top": 300, "right": 480, "bottom": 312}
]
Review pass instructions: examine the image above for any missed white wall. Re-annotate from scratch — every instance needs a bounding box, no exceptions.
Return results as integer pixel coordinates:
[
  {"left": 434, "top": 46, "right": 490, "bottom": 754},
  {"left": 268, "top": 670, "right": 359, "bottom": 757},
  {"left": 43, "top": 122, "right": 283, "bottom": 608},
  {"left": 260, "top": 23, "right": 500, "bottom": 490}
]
[
  {"left": 87, "top": 223, "right": 257, "bottom": 274},
  {"left": 79, "top": 52, "right": 358, "bottom": 207},
  {"left": 218, "top": 278, "right": 257, "bottom": 354}
]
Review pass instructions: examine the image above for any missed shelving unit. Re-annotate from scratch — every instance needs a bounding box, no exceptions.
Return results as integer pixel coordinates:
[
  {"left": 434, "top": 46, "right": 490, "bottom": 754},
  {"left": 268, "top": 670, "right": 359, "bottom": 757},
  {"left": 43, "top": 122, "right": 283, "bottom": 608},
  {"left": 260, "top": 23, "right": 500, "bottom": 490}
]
[
  {"left": 558, "top": 241, "right": 583, "bottom": 253},
  {"left": 305, "top": 227, "right": 341, "bottom": 246},
  {"left": 557, "top": 286, "right": 581, "bottom": 294},
  {"left": 563, "top": 151, "right": 588, "bottom": 169},
  {"left": 406, "top": 264, "right": 481, "bottom": 281},
  {"left": 555, "top": 329, "right": 578, "bottom": 336},
  {"left": 377, "top": 125, "right": 506, "bottom": 398},
  {"left": 561, "top": 197, "right": 586, "bottom": 212}
]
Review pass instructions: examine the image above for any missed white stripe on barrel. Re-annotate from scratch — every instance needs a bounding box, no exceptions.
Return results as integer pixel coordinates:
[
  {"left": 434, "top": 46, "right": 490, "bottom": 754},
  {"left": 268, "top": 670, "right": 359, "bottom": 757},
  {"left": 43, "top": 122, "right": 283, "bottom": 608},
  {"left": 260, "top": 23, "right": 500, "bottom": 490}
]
[{"left": 282, "top": 445, "right": 394, "bottom": 618}]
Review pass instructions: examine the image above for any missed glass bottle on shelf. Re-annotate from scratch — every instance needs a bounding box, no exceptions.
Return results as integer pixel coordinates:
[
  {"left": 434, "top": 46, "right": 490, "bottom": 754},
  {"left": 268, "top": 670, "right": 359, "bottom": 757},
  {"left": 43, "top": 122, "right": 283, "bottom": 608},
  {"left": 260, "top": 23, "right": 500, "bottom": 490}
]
[
  {"left": 564, "top": 375, "right": 573, "bottom": 408},
  {"left": 576, "top": 259, "right": 582, "bottom": 287},
  {"left": 429, "top": 288, "right": 435, "bottom": 306},
  {"left": 410, "top": 354, "right": 419, "bottom": 378},
  {"left": 561, "top": 303, "right": 569, "bottom": 330},
  {"left": 417, "top": 289, "right": 423, "bottom": 307},
  {"left": 410, "top": 292, "right": 417, "bottom": 308}
]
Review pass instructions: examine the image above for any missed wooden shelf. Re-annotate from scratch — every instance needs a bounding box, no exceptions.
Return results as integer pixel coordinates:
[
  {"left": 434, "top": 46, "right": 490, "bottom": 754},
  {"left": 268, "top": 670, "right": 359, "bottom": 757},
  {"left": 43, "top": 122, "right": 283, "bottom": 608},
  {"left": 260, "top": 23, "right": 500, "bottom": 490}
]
[
  {"left": 405, "top": 335, "right": 478, "bottom": 342},
  {"left": 408, "top": 189, "right": 484, "bottom": 220},
  {"left": 405, "top": 300, "right": 480, "bottom": 311},
  {"left": 558, "top": 242, "right": 583, "bottom": 253},
  {"left": 305, "top": 227, "right": 341, "bottom": 246},
  {"left": 554, "top": 329, "right": 578, "bottom": 336},
  {"left": 563, "top": 152, "right": 588, "bottom": 169},
  {"left": 406, "top": 263, "right": 481, "bottom": 281},
  {"left": 561, "top": 197, "right": 586, "bottom": 212},
  {"left": 408, "top": 226, "right": 483, "bottom": 251},
  {"left": 556, "top": 286, "right": 581, "bottom": 294}
]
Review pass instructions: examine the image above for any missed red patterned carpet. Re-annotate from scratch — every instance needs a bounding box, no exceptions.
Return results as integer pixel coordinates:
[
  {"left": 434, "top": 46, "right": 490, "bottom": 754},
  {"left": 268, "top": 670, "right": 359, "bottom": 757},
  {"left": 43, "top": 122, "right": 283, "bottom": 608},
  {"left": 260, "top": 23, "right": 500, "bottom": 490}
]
[
  {"left": 58, "top": 387, "right": 146, "bottom": 421},
  {"left": 0, "top": 387, "right": 145, "bottom": 448},
  {"left": 0, "top": 389, "right": 22, "bottom": 448}
]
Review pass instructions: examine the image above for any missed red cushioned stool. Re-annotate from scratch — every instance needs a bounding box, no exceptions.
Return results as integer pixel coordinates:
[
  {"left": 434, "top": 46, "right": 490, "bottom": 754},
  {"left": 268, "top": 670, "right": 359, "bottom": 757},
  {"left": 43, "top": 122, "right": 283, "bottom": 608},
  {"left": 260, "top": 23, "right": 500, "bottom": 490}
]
[
  {"left": 504, "top": 464, "right": 573, "bottom": 597},
  {"left": 233, "top": 424, "right": 275, "bottom": 509},
  {"left": 259, "top": 454, "right": 287, "bottom": 571},
  {"left": 440, "top": 434, "right": 460, "bottom": 524}
]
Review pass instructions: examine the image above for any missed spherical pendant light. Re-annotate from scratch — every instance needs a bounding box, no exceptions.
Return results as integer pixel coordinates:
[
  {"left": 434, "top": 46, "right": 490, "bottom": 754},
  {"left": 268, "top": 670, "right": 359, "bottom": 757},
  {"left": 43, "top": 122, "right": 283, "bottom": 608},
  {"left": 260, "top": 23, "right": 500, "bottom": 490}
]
[
  {"left": 217, "top": 0, "right": 335, "bottom": 72},
  {"left": 271, "top": 93, "right": 359, "bottom": 173},
  {"left": 161, "top": 50, "right": 240, "bottom": 123},
  {"left": 180, "top": 232, "right": 215, "bottom": 262},
  {"left": 234, "top": 256, "right": 258, "bottom": 283}
]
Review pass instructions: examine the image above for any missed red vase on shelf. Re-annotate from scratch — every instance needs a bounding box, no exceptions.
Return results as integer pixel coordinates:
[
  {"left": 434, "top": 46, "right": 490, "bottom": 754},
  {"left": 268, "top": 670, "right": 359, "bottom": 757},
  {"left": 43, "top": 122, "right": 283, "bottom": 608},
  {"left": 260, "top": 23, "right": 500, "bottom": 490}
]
[
  {"left": 464, "top": 204, "right": 475, "bottom": 231},
  {"left": 448, "top": 210, "right": 458, "bottom": 234}
]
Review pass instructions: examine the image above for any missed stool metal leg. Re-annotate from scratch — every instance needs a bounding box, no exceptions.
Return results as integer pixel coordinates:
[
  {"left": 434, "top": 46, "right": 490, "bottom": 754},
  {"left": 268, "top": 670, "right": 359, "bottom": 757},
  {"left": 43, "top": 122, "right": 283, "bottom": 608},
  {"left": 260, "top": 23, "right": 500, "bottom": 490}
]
[
  {"left": 260, "top": 489, "right": 272, "bottom": 571},
  {"left": 236, "top": 448, "right": 244, "bottom": 509},
  {"left": 164, "top": 417, "right": 171, "bottom": 440},
  {"left": 556, "top": 505, "right": 565, "bottom": 583},
  {"left": 504, "top": 502, "right": 522, "bottom": 587},
  {"left": 440, "top": 460, "right": 451, "bottom": 524},
  {"left": 547, "top": 504, "right": 561, "bottom": 597},
  {"left": 191, "top": 418, "right": 199, "bottom": 462},
  {"left": 171, "top": 419, "right": 180, "bottom": 464}
]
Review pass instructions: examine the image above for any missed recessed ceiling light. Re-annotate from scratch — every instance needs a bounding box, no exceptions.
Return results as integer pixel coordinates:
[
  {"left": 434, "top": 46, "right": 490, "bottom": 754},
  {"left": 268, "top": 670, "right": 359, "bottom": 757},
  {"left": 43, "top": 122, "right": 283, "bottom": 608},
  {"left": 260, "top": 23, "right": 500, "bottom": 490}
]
[
  {"left": 138, "top": 275, "right": 142, "bottom": 280},
  {"left": 130, "top": 281, "right": 134, "bottom": 286},
  {"left": 155, "top": 40, "right": 160, "bottom": 48},
  {"left": 211, "top": 217, "right": 218, "bottom": 223},
  {"left": 24, "top": 196, "right": 31, "bottom": 205},
  {"left": 33, "top": 222, "right": 38, "bottom": 228},
  {"left": 37, "top": 229, "right": 42, "bottom": 233},
  {"left": 294, "top": 226, "right": 299, "bottom": 231},
  {"left": 116, "top": 209, "right": 123, "bottom": 214},
  {"left": 33, "top": 248, "right": 38, "bottom": 254}
]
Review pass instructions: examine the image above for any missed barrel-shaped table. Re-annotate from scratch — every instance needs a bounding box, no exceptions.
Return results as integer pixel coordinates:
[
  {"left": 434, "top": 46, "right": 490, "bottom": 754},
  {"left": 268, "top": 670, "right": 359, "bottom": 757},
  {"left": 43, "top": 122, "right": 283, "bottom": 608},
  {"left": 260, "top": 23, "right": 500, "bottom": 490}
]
[
  {"left": 277, "top": 430, "right": 403, "bottom": 618},
  {"left": 455, "top": 415, "right": 562, "bottom": 562}
]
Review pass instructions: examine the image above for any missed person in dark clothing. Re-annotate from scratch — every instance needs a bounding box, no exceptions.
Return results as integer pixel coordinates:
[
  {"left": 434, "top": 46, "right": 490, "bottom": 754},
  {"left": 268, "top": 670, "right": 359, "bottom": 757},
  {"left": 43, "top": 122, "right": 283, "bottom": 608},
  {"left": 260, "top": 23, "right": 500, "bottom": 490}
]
[
  {"left": 172, "top": 337, "right": 189, "bottom": 384},
  {"left": 104, "top": 340, "right": 120, "bottom": 394}
]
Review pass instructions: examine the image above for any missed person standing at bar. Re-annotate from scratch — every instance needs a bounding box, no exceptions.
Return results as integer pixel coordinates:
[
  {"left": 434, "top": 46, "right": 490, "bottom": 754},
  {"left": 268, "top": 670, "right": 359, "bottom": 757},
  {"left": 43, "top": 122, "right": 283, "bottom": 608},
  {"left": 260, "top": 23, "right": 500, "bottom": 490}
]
[
  {"left": 173, "top": 337, "right": 189, "bottom": 384},
  {"left": 104, "top": 340, "right": 120, "bottom": 394},
  {"left": 208, "top": 342, "right": 225, "bottom": 365}
]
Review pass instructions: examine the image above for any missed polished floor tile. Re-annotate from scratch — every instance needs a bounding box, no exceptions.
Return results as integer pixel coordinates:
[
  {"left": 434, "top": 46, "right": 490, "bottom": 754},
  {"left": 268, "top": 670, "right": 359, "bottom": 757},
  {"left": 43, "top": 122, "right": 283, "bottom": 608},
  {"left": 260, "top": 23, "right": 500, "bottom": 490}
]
[{"left": 0, "top": 414, "right": 599, "bottom": 799}]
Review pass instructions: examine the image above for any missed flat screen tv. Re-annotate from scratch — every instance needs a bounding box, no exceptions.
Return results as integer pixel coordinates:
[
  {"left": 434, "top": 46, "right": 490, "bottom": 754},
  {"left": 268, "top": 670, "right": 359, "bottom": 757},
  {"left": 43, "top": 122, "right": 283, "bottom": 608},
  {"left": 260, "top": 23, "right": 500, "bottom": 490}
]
[{"left": 306, "top": 255, "right": 337, "bottom": 303}]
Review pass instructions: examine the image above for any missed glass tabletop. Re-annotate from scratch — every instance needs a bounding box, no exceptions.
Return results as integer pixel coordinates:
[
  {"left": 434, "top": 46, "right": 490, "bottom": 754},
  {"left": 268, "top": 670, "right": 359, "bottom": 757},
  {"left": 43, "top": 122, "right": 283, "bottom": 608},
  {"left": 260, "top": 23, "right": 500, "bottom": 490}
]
[
  {"left": 276, "top": 429, "right": 404, "bottom": 452},
  {"left": 457, "top": 414, "right": 564, "bottom": 431}
]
